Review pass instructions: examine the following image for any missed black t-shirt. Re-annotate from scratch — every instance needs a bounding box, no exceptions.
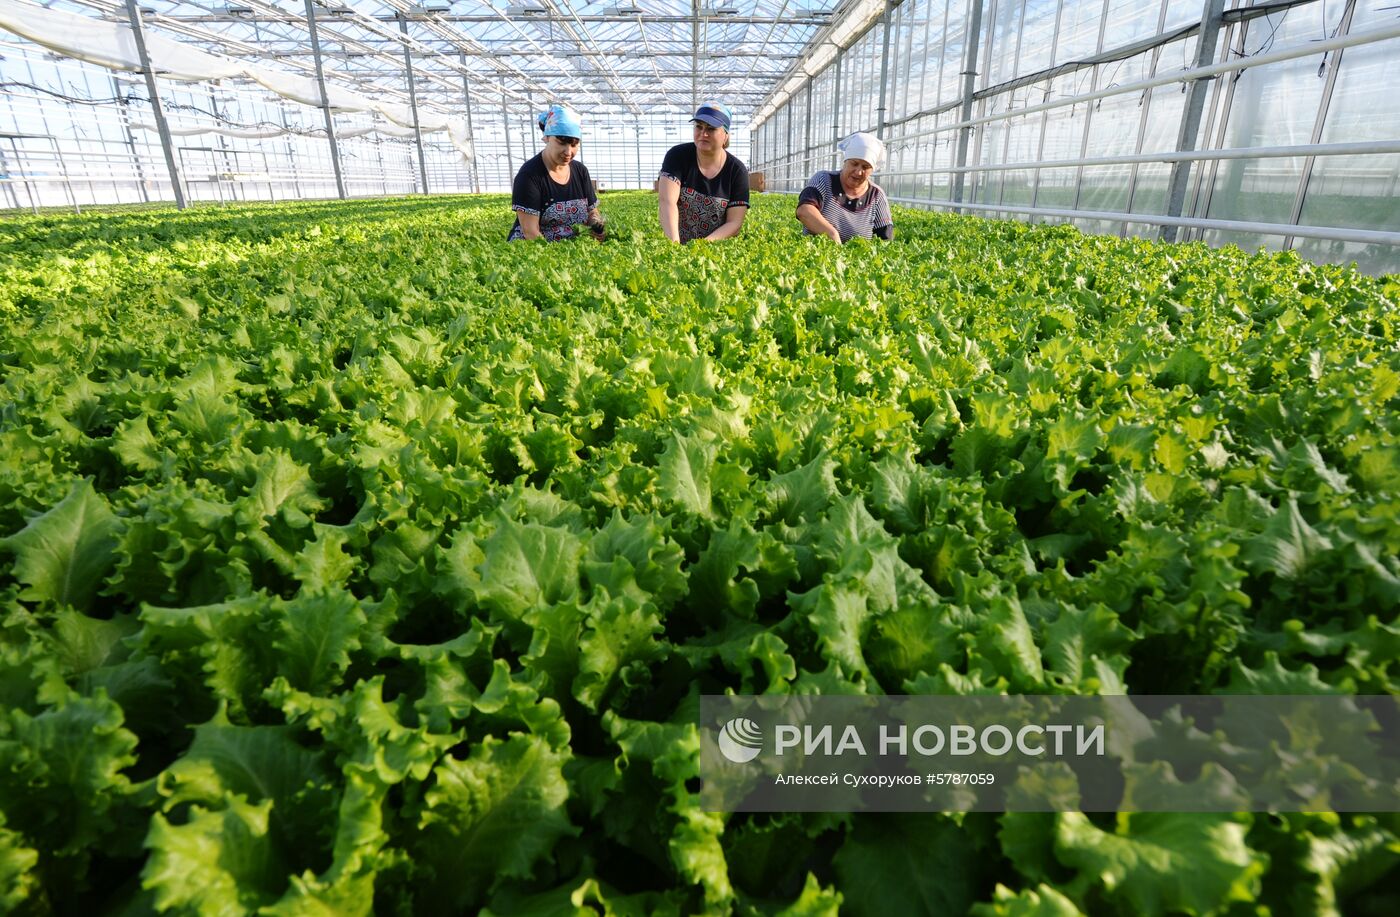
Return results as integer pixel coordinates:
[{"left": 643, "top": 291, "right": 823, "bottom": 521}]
[
  {"left": 509, "top": 153, "right": 597, "bottom": 242},
  {"left": 658, "top": 143, "right": 750, "bottom": 243}
]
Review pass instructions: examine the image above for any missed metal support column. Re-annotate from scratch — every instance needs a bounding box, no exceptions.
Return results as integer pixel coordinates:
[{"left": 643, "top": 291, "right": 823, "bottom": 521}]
[
  {"left": 1159, "top": 0, "right": 1227, "bottom": 241},
  {"left": 525, "top": 92, "right": 535, "bottom": 171},
  {"left": 635, "top": 115, "right": 643, "bottom": 189},
  {"left": 253, "top": 18, "right": 298, "bottom": 201},
  {"left": 951, "top": 0, "right": 985, "bottom": 210},
  {"left": 1123, "top": 0, "right": 1173, "bottom": 226},
  {"left": 832, "top": 53, "right": 843, "bottom": 168},
  {"left": 992, "top": 0, "right": 1027, "bottom": 209},
  {"left": 459, "top": 53, "right": 480, "bottom": 194},
  {"left": 124, "top": 0, "right": 186, "bottom": 209},
  {"left": 1284, "top": 0, "right": 1357, "bottom": 249},
  {"left": 1191, "top": 18, "right": 1248, "bottom": 242},
  {"left": 0, "top": 143, "right": 19, "bottom": 210},
  {"left": 304, "top": 0, "right": 346, "bottom": 199},
  {"left": 398, "top": 13, "right": 429, "bottom": 194},
  {"left": 691, "top": 1, "right": 700, "bottom": 112},
  {"left": 876, "top": 2, "right": 894, "bottom": 139},
  {"left": 501, "top": 81, "right": 514, "bottom": 187},
  {"left": 207, "top": 86, "right": 239, "bottom": 202},
  {"left": 278, "top": 102, "right": 304, "bottom": 200},
  {"left": 804, "top": 81, "right": 814, "bottom": 180},
  {"left": 1188, "top": 16, "right": 1242, "bottom": 241},
  {"left": 3, "top": 138, "right": 37, "bottom": 213},
  {"left": 375, "top": 139, "right": 388, "bottom": 195},
  {"left": 785, "top": 99, "right": 795, "bottom": 189},
  {"left": 1029, "top": 0, "right": 1067, "bottom": 215},
  {"left": 48, "top": 135, "right": 80, "bottom": 214},
  {"left": 1069, "top": 0, "right": 1113, "bottom": 213},
  {"left": 111, "top": 73, "right": 150, "bottom": 203}
]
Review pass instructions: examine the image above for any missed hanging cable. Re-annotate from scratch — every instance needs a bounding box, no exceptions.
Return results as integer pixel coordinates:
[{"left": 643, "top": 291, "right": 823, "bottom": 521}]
[
  {"left": 0, "top": 79, "right": 340, "bottom": 134},
  {"left": 0, "top": 79, "right": 132, "bottom": 105}
]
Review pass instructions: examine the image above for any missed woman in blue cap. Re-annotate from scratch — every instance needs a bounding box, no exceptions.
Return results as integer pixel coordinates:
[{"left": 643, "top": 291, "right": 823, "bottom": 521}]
[
  {"left": 508, "top": 103, "right": 605, "bottom": 242},
  {"left": 658, "top": 101, "right": 749, "bottom": 243}
]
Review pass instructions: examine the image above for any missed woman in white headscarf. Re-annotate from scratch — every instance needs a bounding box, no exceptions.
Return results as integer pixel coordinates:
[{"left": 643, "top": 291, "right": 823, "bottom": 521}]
[{"left": 795, "top": 132, "right": 894, "bottom": 243}]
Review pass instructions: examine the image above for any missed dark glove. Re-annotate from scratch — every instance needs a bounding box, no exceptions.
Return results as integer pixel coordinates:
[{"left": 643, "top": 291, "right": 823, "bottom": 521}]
[{"left": 585, "top": 210, "right": 607, "bottom": 240}]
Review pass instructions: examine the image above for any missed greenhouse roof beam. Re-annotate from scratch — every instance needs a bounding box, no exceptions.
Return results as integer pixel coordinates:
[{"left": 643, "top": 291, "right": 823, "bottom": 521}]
[
  {"left": 445, "top": 0, "right": 630, "bottom": 109},
  {"left": 387, "top": 15, "right": 837, "bottom": 25},
  {"left": 751, "top": 0, "right": 891, "bottom": 126},
  {"left": 634, "top": 12, "right": 679, "bottom": 108},
  {"left": 734, "top": 0, "right": 796, "bottom": 104},
  {"left": 329, "top": 0, "right": 599, "bottom": 109},
  {"left": 88, "top": 0, "right": 495, "bottom": 111},
  {"left": 153, "top": 9, "right": 837, "bottom": 25},
  {"left": 131, "top": 0, "right": 572, "bottom": 110},
  {"left": 204, "top": 48, "right": 804, "bottom": 57},
  {"left": 535, "top": 0, "right": 642, "bottom": 115},
  {"left": 46, "top": 0, "right": 833, "bottom": 125}
]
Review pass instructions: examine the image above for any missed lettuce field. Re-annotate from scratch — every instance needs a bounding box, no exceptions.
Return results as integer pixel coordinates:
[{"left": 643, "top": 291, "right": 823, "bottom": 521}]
[{"left": 1, "top": 192, "right": 1398, "bottom": 915}]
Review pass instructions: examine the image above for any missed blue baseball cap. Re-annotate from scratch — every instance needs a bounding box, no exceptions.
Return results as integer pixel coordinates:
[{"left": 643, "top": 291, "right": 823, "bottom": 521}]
[
  {"left": 538, "top": 104, "right": 582, "bottom": 139},
  {"left": 691, "top": 101, "right": 732, "bottom": 131}
]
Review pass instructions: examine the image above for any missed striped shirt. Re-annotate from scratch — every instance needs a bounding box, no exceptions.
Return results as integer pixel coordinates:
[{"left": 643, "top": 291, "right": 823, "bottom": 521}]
[{"left": 797, "top": 171, "right": 894, "bottom": 242}]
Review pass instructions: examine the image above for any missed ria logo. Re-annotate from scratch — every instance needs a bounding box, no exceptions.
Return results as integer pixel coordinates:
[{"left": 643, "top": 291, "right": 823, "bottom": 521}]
[{"left": 718, "top": 717, "right": 763, "bottom": 764}]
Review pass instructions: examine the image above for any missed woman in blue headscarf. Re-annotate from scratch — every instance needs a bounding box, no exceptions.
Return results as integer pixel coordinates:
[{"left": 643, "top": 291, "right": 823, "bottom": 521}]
[{"left": 508, "top": 103, "right": 605, "bottom": 241}]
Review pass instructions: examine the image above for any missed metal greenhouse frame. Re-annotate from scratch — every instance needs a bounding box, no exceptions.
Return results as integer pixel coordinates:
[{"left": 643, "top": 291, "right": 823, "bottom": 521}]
[
  {"left": 0, "top": 0, "right": 1397, "bottom": 272},
  {"left": 750, "top": 0, "right": 1400, "bottom": 273}
]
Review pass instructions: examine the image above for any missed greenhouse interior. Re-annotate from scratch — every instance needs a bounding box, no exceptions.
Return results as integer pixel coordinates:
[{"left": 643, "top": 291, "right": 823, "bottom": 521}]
[
  {"left": 3, "top": 1, "right": 1400, "bottom": 915},
  {"left": 0, "top": 0, "right": 1396, "bottom": 270}
]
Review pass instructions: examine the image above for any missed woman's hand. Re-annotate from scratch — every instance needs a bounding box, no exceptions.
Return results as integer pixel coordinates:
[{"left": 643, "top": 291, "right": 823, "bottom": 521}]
[
  {"left": 796, "top": 201, "right": 841, "bottom": 243},
  {"left": 585, "top": 207, "right": 607, "bottom": 240}
]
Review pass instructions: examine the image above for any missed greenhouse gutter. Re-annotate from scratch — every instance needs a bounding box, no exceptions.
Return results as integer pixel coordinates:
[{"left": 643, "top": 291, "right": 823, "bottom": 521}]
[
  {"left": 877, "top": 197, "right": 1400, "bottom": 248},
  {"left": 763, "top": 189, "right": 1400, "bottom": 247},
  {"left": 874, "top": 140, "right": 1400, "bottom": 176}
]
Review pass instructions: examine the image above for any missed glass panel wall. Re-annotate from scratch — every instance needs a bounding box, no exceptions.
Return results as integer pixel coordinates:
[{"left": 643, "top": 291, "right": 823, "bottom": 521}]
[
  {"left": 750, "top": 0, "right": 1400, "bottom": 274},
  {"left": 1200, "top": 0, "right": 1346, "bottom": 252}
]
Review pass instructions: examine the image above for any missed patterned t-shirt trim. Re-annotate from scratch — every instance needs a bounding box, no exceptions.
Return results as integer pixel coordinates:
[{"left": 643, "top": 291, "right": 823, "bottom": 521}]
[
  {"left": 508, "top": 197, "right": 591, "bottom": 242},
  {"left": 658, "top": 144, "right": 750, "bottom": 242},
  {"left": 678, "top": 186, "right": 731, "bottom": 243}
]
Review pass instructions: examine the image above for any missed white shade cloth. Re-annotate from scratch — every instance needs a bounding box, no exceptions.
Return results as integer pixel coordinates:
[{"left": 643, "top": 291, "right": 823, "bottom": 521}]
[{"left": 0, "top": 0, "right": 474, "bottom": 162}]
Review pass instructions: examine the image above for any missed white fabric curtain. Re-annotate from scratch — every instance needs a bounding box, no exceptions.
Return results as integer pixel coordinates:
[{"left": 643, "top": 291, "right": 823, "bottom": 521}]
[{"left": 0, "top": 0, "right": 474, "bottom": 162}]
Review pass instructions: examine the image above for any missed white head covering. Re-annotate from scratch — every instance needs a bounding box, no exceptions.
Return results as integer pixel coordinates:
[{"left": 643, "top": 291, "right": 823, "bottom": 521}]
[{"left": 837, "top": 132, "right": 886, "bottom": 171}]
